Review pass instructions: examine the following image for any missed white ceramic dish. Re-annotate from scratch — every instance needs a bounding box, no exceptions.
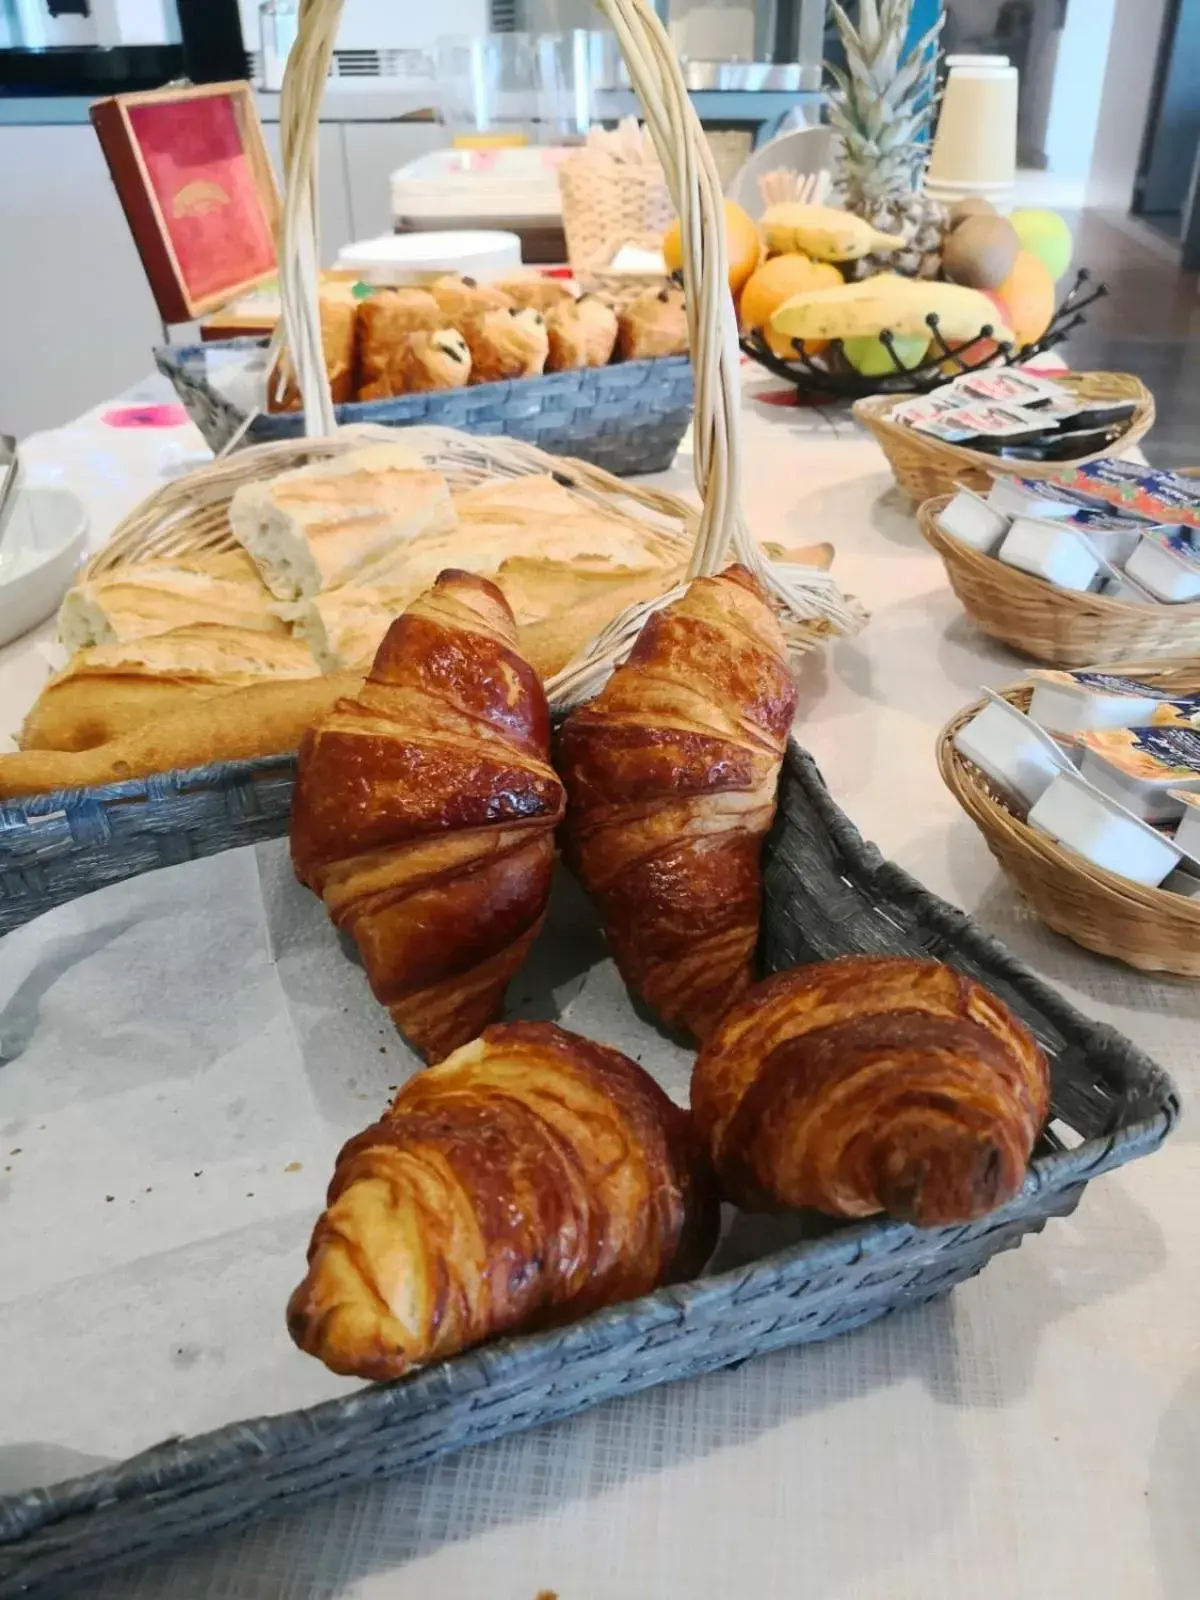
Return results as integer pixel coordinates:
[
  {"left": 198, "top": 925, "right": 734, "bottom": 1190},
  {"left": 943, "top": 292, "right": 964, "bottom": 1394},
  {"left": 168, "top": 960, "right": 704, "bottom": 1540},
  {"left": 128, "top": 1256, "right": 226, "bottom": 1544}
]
[
  {"left": 1077, "top": 726, "right": 1200, "bottom": 825},
  {"left": 1124, "top": 529, "right": 1200, "bottom": 603},
  {"left": 954, "top": 689, "right": 1075, "bottom": 808},
  {"left": 1027, "top": 670, "right": 1168, "bottom": 735},
  {"left": 1028, "top": 767, "right": 1191, "bottom": 888},
  {"left": 998, "top": 515, "right": 1101, "bottom": 592},
  {"left": 937, "top": 487, "right": 1010, "bottom": 554},
  {"left": 0, "top": 487, "right": 87, "bottom": 650},
  {"left": 335, "top": 230, "right": 523, "bottom": 285}
]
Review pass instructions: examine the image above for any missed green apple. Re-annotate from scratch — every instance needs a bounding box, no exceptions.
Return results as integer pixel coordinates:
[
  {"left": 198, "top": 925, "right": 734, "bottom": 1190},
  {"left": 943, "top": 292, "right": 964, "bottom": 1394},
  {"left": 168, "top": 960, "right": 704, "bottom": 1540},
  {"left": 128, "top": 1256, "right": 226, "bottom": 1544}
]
[
  {"left": 843, "top": 333, "right": 931, "bottom": 376},
  {"left": 1010, "top": 210, "right": 1074, "bottom": 282}
]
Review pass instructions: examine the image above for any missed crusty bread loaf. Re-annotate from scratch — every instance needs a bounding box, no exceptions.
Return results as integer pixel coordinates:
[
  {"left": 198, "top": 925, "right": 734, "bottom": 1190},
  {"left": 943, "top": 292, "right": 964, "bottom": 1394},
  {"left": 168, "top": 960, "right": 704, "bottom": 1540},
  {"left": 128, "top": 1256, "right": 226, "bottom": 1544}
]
[
  {"left": 229, "top": 444, "right": 455, "bottom": 601},
  {"left": 59, "top": 564, "right": 284, "bottom": 654},
  {"left": 19, "top": 626, "right": 319, "bottom": 753},
  {"left": 0, "top": 673, "right": 363, "bottom": 799}
]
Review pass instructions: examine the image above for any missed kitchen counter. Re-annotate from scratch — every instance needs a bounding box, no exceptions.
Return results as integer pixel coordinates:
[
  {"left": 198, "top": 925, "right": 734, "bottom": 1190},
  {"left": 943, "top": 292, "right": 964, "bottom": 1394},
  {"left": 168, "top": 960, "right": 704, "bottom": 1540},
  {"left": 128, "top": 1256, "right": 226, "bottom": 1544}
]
[{"left": 7, "top": 370, "right": 1199, "bottom": 1600}]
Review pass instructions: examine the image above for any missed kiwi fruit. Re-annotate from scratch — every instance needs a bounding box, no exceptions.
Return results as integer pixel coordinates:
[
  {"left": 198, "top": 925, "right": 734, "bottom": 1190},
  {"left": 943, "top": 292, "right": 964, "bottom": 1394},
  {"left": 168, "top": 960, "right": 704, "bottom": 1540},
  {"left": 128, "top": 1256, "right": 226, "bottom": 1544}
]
[
  {"left": 947, "top": 197, "right": 998, "bottom": 232},
  {"left": 941, "top": 214, "right": 1021, "bottom": 290}
]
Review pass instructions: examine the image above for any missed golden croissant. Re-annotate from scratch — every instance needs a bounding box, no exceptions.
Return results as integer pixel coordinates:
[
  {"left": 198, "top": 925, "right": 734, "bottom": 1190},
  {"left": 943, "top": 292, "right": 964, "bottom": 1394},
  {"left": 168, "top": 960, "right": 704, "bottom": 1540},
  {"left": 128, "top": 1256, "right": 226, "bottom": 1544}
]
[
  {"left": 556, "top": 565, "right": 797, "bottom": 1043},
  {"left": 691, "top": 956, "right": 1050, "bottom": 1228},
  {"left": 290, "top": 570, "right": 565, "bottom": 1063},
  {"left": 287, "top": 1021, "right": 719, "bottom": 1379}
]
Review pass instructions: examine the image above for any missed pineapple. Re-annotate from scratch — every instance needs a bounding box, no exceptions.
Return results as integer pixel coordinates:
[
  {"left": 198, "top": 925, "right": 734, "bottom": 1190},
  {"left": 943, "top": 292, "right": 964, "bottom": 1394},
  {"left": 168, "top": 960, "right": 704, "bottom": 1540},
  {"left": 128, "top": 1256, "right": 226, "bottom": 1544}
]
[{"left": 827, "top": 0, "right": 947, "bottom": 281}]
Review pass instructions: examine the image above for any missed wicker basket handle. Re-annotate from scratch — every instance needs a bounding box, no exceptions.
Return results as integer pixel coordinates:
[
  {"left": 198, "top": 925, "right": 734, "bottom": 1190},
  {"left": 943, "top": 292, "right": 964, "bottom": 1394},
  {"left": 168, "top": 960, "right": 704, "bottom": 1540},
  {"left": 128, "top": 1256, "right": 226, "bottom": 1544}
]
[{"left": 278, "top": 0, "right": 863, "bottom": 702}]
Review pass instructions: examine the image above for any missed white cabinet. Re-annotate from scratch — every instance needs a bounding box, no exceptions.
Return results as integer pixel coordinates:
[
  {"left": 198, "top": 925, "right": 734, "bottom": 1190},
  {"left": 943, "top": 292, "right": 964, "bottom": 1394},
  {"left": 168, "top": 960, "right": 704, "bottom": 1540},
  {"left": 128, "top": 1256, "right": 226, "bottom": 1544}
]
[{"left": 342, "top": 122, "right": 450, "bottom": 242}]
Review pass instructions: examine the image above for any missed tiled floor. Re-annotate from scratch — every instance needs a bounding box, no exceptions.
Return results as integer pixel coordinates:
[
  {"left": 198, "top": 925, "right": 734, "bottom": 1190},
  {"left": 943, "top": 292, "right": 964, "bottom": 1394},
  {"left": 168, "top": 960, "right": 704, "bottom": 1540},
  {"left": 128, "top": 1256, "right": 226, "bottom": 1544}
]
[{"left": 1057, "top": 209, "right": 1200, "bottom": 467}]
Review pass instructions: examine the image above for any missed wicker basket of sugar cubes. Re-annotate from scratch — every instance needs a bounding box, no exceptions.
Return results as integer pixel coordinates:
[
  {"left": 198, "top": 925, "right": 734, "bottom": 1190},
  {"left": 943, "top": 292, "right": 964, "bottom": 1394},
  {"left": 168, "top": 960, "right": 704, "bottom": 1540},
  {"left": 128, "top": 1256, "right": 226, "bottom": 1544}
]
[
  {"left": 940, "top": 658, "right": 1200, "bottom": 976},
  {"left": 919, "top": 456, "right": 1200, "bottom": 667}
]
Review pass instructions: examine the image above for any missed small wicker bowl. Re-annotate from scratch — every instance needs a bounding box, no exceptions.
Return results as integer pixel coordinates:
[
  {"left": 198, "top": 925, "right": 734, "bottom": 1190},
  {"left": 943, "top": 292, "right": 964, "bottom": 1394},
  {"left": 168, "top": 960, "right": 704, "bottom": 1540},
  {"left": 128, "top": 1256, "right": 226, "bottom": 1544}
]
[
  {"left": 939, "top": 660, "right": 1200, "bottom": 977},
  {"left": 854, "top": 372, "right": 1155, "bottom": 503},
  {"left": 918, "top": 494, "right": 1200, "bottom": 667}
]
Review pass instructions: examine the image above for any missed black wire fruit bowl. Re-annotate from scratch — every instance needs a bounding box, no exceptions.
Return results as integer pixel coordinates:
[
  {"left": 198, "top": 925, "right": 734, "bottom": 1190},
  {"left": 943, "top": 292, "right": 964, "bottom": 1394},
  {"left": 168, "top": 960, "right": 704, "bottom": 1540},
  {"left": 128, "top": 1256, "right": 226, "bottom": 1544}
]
[{"left": 741, "top": 270, "right": 1108, "bottom": 401}]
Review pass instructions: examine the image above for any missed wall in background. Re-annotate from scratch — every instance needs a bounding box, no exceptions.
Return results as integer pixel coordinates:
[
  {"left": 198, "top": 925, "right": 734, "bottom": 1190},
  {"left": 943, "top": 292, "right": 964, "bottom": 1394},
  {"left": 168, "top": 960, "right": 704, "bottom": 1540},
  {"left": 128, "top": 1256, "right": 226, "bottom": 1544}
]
[
  {"left": 1087, "top": 0, "right": 1170, "bottom": 210},
  {"left": 1043, "top": 0, "right": 1116, "bottom": 183}
]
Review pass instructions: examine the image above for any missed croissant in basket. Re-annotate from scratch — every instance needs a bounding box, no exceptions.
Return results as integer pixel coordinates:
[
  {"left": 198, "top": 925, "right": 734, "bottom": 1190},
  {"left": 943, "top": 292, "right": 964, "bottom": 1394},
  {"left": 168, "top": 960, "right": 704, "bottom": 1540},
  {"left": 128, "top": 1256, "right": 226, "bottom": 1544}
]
[
  {"left": 289, "top": 570, "right": 565, "bottom": 1063},
  {"left": 287, "top": 1021, "right": 719, "bottom": 1380},
  {"left": 691, "top": 956, "right": 1051, "bottom": 1228},
  {"left": 557, "top": 564, "right": 798, "bottom": 1043}
]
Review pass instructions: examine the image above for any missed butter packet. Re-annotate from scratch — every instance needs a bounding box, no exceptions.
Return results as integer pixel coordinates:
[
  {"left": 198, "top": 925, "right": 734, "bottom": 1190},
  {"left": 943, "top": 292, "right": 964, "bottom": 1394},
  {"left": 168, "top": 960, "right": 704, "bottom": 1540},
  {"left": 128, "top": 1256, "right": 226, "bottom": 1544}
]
[
  {"left": 1077, "top": 724, "right": 1200, "bottom": 824},
  {"left": 1027, "top": 670, "right": 1175, "bottom": 735}
]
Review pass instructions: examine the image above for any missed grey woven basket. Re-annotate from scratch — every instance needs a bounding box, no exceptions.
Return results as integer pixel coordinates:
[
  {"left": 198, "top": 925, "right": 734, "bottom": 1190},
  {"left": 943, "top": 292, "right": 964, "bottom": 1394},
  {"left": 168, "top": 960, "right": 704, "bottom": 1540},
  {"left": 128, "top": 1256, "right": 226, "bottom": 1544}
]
[
  {"left": 0, "top": 740, "right": 1178, "bottom": 1598},
  {"left": 0, "top": 756, "right": 296, "bottom": 936},
  {"left": 155, "top": 340, "right": 694, "bottom": 477}
]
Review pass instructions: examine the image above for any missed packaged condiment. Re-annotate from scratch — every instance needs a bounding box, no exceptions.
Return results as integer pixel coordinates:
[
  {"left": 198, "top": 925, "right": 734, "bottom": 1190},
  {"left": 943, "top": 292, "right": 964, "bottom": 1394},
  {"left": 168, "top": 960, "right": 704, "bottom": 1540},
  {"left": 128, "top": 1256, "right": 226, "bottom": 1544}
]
[
  {"left": 1028, "top": 768, "right": 1192, "bottom": 888},
  {"left": 953, "top": 689, "right": 1074, "bottom": 808},
  {"left": 1054, "top": 461, "right": 1200, "bottom": 529},
  {"left": 1076, "top": 725, "right": 1200, "bottom": 824},
  {"left": 987, "top": 476, "right": 1105, "bottom": 520},
  {"left": 1027, "top": 670, "right": 1173, "bottom": 735},
  {"left": 1124, "top": 528, "right": 1200, "bottom": 604},
  {"left": 1173, "top": 791, "right": 1200, "bottom": 861},
  {"left": 997, "top": 515, "right": 1102, "bottom": 592},
  {"left": 935, "top": 487, "right": 1010, "bottom": 553}
]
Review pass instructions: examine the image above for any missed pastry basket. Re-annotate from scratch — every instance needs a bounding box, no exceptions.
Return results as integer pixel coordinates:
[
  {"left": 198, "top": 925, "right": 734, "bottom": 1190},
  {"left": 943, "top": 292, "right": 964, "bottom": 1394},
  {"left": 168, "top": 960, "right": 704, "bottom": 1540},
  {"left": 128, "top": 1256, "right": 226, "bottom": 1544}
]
[
  {"left": 939, "top": 660, "right": 1200, "bottom": 976},
  {"left": 918, "top": 492, "right": 1200, "bottom": 667},
  {"left": 854, "top": 372, "right": 1155, "bottom": 504}
]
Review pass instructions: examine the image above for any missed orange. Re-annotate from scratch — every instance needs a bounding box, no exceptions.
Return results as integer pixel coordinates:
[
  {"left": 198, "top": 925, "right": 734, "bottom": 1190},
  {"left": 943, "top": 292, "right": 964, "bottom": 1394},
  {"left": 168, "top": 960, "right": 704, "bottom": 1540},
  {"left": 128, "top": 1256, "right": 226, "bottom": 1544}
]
[
  {"left": 993, "top": 250, "right": 1056, "bottom": 349},
  {"left": 663, "top": 199, "right": 762, "bottom": 298},
  {"left": 739, "top": 255, "right": 843, "bottom": 333}
]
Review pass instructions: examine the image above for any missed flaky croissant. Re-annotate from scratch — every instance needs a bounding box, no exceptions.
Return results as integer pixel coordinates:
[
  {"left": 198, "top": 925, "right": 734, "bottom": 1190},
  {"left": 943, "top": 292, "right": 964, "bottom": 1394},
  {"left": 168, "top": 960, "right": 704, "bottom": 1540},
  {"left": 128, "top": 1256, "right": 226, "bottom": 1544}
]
[
  {"left": 290, "top": 570, "right": 565, "bottom": 1063},
  {"left": 691, "top": 957, "right": 1051, "bottom": 1228},
  {"left": 557, "top": 565, "right": 797, "bottom": 1043},
  {"left": 287, "top": 1021, "right": 718, "bottom": 1379}
]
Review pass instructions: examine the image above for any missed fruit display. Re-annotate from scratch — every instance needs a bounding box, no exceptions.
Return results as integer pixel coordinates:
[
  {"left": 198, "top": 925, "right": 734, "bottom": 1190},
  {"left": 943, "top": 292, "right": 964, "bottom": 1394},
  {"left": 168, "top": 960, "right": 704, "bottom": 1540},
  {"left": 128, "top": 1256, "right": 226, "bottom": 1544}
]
[
  {"left": 700, "top": 0, "right": 1102, "bottom": 396},
  {"left": 663, "top": 198, "right": 761, "bottom": 296}
]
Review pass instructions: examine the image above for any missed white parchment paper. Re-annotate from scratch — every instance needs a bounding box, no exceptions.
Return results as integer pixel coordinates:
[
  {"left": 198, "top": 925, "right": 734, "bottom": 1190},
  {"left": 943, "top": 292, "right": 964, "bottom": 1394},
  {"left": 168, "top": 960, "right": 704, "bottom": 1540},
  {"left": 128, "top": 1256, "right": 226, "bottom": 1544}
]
[{"left": 0, "top": 842, "right": 697, "bottom": 1497}]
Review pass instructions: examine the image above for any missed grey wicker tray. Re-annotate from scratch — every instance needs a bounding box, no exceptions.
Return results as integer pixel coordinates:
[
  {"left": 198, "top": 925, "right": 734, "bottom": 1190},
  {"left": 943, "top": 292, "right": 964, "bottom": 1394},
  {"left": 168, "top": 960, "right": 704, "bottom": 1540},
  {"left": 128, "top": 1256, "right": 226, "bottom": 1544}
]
[
  {"left": 0, "top": 740, "right": 1178, "bottom": 1597},
  {"left": 155, "top": 339, "right": 694, "bottom": 476}
]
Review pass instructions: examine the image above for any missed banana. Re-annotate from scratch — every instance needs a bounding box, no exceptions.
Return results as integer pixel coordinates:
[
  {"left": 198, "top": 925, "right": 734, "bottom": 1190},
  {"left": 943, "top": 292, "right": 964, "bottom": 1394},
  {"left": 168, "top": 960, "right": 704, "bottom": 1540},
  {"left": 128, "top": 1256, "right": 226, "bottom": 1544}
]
[
  {"left": 762, "top": 203, "right": 906, "bottom": 262},
  {"left": 770, "top": 275, "right": 1016, "bottom": 346}
]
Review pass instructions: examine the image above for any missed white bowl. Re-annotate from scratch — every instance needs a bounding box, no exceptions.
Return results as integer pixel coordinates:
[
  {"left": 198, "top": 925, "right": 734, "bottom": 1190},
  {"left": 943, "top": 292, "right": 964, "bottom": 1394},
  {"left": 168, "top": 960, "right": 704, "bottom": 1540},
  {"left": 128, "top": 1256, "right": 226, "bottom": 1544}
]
[{"left": 0, "top": 487, "right": 88, "bottom": 650}]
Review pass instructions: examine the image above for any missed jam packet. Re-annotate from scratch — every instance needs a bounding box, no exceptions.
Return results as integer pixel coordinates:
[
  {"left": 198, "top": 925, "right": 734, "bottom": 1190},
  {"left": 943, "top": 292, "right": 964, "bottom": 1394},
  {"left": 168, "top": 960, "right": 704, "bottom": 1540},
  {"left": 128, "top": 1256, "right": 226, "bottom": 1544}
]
[{"left": 1054, "top": 461, "right": 1200, "bottom": 528}]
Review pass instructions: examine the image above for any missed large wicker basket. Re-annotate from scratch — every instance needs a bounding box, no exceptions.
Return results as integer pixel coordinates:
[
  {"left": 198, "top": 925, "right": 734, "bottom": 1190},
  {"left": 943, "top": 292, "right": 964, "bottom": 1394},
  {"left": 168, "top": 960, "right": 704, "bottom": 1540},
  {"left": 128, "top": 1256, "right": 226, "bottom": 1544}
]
[
  {"left": 939, "top": 660, "right": 1200, "bottom": 976},
  {"left": 855, "top": 372, "right": 1155, "bottom": 503},
  {"left": 0, "top": 741, "right": 1178, "bottom": 1594},
  {"left": 558, "top": 147, "right": 674, "bottom": 294},
  {"left": 918, "top": 493, "right": 1200, "bottom": 666}
]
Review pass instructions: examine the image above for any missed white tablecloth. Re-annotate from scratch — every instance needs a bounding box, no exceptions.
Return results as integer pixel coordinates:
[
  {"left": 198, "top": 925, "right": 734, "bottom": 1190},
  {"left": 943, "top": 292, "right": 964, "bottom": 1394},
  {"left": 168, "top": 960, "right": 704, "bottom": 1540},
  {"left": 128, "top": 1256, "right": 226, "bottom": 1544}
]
[{"left": 6, "top": 377, "right": 1199, "bottom": 1600}]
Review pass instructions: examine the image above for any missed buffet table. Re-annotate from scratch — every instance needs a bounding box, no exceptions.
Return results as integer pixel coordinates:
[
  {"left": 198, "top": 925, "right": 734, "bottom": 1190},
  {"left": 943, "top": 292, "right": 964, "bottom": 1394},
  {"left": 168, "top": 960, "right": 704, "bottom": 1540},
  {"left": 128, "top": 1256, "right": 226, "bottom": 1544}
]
[{"left": 6, "top": 375, "right": 1199, "bottom": 1600}]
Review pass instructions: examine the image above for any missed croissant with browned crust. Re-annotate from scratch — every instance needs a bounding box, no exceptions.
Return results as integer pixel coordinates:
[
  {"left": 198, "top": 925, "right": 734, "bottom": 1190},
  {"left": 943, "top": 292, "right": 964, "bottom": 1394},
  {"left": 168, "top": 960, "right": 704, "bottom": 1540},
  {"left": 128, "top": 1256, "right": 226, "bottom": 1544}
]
[
  {"left": 691, "top": 956, "right": 1051, "bottom": 1228},
  {"left": 556, "top": 565, "right": 797, "bottom": 1043},
  {"left": 289, "top": 570, "right": 565, "bottom": 1063},
  {"left": 287, "top": 1021, "right": 718, "bottom": 1379}
]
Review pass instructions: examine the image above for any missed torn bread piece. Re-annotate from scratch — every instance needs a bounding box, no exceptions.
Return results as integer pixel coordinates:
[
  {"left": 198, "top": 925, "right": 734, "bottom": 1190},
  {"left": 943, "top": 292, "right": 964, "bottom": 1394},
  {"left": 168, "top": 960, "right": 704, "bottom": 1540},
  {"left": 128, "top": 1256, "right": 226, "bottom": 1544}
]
[
  {"left": 59, "top": 564, "right": 284, "bottom": 653},
  {"left": 229, "top": 444, "right": 455, "bottom": 600}
]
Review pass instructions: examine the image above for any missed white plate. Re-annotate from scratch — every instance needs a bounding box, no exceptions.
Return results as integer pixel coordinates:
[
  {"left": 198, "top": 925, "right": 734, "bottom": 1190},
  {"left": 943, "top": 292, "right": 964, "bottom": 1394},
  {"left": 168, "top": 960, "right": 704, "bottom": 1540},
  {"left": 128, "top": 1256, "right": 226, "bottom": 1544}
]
[{"left": 0, "top": 487, "right": 87, "bottom": 650}]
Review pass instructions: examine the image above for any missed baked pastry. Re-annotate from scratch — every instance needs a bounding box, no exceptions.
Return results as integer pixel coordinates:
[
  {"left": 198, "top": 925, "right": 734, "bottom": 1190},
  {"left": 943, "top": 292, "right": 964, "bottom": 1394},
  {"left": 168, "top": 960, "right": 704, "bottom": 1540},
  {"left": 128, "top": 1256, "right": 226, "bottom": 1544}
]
[
  {"left": 286, "top": 1020, "right": 718, "bottom": 1379},
  {"left": 269, "top": 285, "right": 358, "bottom": 412},
  {"left": 19, "top": 626, "right": 319, "bottom": 753},
  {"left": 496, "top": 273, "right": 578, "bottom": 314},
  {"left": 427, "top": 273, "right": 514, "bottom": 330},
  {"left": 290, "top": 570, "right": 566, "bottom": 1062},
  {"left": 557, "top": 565, "right": 797, "bottom": 1042},
  {"left": 466, "top": 308, "right": 549, "bottom": 385},
  {"left": 393, "top": 328, "right": 472, "bottom": 393},
  {"left": 616, "top": 286, "right": 689, "bottom": 361},
  {"left": 58, "top": 564, "right": 284, "bottom": 653},
  {"left": 691, "top": 956, "right": 1051, "bottom": 1228},
  {"left": 0, "top": 673, "right": 363, "bottom": 799},
  {"left": 356, "top": 289, "right": 447, "bottom": 401},
  {"left": 545, "top": 296, "right": 619, "bottom": 372},
  {"left": 229, "top": 443, "right": 456, "bottom": 600}
]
